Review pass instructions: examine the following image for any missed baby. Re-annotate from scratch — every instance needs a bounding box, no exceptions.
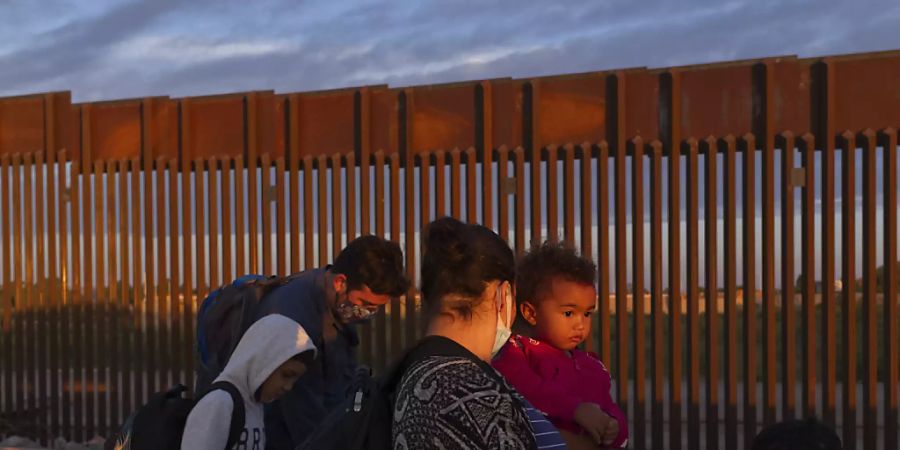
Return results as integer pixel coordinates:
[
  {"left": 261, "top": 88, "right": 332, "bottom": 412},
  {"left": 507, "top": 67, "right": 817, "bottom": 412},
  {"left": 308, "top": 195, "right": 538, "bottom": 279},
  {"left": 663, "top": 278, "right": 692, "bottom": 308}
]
[{"left": 493, "top": 241, "right": 627, "bottom": 448}]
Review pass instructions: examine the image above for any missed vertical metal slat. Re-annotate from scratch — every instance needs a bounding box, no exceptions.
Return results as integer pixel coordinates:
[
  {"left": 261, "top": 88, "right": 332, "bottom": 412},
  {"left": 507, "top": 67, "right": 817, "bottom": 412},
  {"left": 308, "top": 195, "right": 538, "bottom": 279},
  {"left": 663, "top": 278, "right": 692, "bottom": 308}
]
[
  {"left": 649, "top": 141, "right": 665, "bottom": 448},
  {"left": 686, "top": 139, "right": 701, "bottom": 450},
  {"left": 840, "top": 131, "right": 858, "bottom": 447},
  {"left": 631, "top": 137, "right": 646, "bottom": 450},
  {"left": 860, "top": 130, "right": 878, "bottom": 450}
]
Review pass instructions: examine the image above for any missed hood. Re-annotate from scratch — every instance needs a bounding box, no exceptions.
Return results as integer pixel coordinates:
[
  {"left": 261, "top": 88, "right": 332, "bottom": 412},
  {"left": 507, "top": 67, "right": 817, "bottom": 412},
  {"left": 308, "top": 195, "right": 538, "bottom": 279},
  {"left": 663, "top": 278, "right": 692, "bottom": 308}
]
[{"left": 215, "top": 314, "right": 317, "bottom": 400}]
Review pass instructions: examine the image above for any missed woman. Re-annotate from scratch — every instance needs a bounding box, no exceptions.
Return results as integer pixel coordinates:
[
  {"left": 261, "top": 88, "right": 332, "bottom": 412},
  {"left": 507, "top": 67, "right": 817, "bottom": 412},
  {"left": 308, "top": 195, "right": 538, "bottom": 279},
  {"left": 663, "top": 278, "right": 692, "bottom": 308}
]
[{"left": 391, "top": 217, "right": 539, "bottom": 450}]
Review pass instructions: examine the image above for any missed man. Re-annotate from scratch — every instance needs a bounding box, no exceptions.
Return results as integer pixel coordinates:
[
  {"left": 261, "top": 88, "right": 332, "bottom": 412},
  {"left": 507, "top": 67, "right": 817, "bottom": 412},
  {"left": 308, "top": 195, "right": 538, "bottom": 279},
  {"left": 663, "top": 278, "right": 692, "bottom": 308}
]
[{"left": 253, "top": 235, "right": 409, "bottom": 450}]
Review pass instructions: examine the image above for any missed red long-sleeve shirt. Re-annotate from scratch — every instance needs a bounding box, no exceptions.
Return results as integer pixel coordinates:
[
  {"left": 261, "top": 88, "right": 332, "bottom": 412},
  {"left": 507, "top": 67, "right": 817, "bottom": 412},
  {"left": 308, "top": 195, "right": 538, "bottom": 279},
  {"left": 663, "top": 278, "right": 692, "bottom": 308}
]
[{"left": 493, "top": 334, "right": 628, "bottom": 448}]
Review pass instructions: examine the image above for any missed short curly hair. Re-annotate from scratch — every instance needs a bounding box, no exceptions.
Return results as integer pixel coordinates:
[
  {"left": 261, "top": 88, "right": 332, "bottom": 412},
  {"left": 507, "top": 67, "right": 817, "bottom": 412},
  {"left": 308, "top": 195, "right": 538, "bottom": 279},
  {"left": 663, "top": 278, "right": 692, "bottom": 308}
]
[
  {"left": 516, "top": 241, "right": 596, "bottom": 305},
  {"left": 332, "top": 235, "right": 409, "bottom": 296}
]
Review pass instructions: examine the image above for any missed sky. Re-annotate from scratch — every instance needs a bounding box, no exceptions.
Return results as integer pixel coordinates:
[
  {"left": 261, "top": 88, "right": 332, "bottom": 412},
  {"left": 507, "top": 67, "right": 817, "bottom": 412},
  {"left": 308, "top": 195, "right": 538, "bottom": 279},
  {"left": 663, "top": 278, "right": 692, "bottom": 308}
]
[{"left": 2, "top": 0, "right": 900, "bottom": 102}]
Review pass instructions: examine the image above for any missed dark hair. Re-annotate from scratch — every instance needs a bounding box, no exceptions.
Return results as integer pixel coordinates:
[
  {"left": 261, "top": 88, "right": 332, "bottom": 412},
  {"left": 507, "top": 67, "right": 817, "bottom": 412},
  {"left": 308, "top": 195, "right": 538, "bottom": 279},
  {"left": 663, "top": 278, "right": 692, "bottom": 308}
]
[
  {"left": 290, "top": 350, "right": 316, "bottom": 365},
  {"left": 332, "top": 235, "right": 409, "bottom": 296},
  {"left": 751, "top": 418, "right": 842, "bottom": 450},
  {"left": 420, "top": 217, "right": 514, "bottom": 320},
  {"left": 516, "top": 241, "right": 596, "bottom": 305}
]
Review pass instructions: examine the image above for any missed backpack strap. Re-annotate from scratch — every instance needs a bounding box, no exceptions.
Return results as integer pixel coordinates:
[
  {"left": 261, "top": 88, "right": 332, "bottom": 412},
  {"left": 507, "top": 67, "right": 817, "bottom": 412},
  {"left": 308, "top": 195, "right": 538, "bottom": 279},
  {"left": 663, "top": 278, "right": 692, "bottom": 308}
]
[{"left": 207, "top": 381, "right": 246, "bottom": 450}]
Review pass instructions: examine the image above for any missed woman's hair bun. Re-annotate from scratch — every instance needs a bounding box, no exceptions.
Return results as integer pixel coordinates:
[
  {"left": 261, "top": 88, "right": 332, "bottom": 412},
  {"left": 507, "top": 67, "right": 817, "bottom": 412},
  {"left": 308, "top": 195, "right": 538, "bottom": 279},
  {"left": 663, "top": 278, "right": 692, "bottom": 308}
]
[
  {"left": 423, "top": 217, "right": 471, "bottom": 269},
  {"left": 420, "top": 217, "right": 515, "bottom": 320}
]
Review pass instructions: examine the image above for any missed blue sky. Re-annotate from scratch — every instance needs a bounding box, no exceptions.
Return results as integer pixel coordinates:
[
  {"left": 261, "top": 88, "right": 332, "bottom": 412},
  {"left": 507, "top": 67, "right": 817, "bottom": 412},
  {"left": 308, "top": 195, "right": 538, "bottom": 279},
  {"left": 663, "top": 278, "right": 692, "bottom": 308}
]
[{"left": 2, "top": 0, "right": 900, "bottom": 101}]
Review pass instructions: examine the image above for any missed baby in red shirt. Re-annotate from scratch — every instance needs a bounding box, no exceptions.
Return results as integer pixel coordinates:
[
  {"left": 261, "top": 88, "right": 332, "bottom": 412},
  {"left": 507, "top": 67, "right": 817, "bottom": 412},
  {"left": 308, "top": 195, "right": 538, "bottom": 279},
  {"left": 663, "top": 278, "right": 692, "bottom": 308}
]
[{"left": 493, "top": 241, "right": 628, "bottom": 449}]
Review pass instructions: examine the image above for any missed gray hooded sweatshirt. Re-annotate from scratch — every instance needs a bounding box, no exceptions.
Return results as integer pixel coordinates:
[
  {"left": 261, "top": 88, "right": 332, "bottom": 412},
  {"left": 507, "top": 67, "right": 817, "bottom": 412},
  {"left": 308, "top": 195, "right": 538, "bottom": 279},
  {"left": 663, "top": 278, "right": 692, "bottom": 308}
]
[{"left": 181, "top": 314, "right": 317, "bottom": 450}]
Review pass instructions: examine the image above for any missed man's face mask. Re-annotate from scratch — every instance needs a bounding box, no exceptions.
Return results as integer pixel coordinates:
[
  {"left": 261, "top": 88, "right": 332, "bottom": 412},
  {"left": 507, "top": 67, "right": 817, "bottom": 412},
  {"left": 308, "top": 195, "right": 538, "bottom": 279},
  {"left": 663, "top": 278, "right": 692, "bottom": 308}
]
[
  {"left": 335, "top": 300, "right": 380, "bottom": 323},
  {"left": 334, "top": 287, "right": 389, "bottom": 324}
]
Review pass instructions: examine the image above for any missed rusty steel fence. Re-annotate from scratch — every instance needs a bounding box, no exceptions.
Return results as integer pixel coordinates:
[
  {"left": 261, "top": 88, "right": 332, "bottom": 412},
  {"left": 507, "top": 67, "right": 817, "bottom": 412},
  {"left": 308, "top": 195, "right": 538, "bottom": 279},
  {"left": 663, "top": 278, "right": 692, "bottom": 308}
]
[{"left": 0, "top": 49, "right": 899, "bottom": 449}]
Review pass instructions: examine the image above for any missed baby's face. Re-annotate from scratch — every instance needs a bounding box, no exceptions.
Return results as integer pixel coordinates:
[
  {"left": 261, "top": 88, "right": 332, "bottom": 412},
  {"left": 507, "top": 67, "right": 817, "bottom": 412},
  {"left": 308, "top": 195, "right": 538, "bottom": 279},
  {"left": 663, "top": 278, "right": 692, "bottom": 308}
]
[
  {"left": 531, "top": 279, "right": 597, "bottom": 351},
  {"left": 258, "top": 358, "right": 308, "bottom": 404}
]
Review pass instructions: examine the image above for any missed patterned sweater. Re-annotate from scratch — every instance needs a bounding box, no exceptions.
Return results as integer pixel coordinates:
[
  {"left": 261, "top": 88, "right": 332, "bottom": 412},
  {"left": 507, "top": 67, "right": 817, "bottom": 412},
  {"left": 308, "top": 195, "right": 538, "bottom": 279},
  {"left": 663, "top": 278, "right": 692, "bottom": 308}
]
[{"left": 392, "top": 336, "right": 538, "bottom": 450}]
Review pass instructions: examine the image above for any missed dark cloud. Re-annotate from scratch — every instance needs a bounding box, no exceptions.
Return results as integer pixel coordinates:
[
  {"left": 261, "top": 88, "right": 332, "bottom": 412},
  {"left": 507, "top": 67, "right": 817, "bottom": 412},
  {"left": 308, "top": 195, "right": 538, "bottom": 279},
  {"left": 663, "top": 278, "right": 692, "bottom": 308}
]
[
  {"left": 1, "top": 0, "right": 898, "bottom": 102},
  {"left": 0, "top": 0, "right": 176, "bottom": 96}
]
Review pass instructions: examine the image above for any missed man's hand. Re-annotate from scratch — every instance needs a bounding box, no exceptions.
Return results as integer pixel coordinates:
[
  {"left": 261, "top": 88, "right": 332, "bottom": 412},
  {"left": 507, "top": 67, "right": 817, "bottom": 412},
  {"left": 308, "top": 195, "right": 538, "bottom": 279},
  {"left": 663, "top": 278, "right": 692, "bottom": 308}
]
[{"left": 573, "top": 402, "right": 615, "bottom": 446}]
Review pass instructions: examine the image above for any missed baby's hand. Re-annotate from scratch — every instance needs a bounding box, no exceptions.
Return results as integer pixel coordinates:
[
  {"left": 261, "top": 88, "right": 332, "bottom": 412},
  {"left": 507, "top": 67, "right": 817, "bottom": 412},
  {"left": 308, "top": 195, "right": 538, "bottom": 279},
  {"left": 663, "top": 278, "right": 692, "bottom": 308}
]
[
  {"left": 601, "top": 416, "right": 619, "bottom": 446},
  {"left": 573, "top": 402, "right": 614, "bottom": 446}
]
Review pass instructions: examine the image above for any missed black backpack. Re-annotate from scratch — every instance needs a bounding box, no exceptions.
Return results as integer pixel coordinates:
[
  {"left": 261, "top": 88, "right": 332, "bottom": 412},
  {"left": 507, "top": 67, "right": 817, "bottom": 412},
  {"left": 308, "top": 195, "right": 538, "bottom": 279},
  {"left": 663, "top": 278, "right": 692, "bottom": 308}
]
[
  {"left": 116, "top": 381, "right": 245, "bottom": 450},
  {"left": 295, "top": 349, "right": 423, "bottom": 450},
  {"left": 195, "top": 273, "right": 304, "bottom": 392}
]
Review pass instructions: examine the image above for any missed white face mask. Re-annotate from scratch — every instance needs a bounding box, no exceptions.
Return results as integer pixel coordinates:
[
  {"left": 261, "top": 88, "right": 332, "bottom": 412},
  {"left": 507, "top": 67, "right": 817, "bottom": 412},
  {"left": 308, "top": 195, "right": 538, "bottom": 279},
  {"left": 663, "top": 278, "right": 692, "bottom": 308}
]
[{"left": 491, "top": 283, "right": 513, "bottom": 358}]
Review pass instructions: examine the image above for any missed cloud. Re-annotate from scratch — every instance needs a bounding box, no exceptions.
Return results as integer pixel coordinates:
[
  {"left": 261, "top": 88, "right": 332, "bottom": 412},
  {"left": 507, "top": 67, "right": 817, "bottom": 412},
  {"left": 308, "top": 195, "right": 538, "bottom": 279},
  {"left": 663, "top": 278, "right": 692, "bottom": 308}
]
[
  {"left": 0, "top": 0, "right": 175, "bottom": 96},
  {"left": 110, "top": 35, "right": 300, "bottom": 65},
  {"left": 1, "top": 0, "right": 899, "bottom": 102}
]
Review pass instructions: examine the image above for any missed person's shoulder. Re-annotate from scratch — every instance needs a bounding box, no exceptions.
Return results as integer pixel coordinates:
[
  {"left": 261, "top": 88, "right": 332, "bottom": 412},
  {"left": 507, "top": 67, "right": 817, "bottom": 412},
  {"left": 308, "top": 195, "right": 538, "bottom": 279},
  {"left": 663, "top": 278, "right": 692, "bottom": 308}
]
[
  {"left": 397, "top": 355, "right": 513, "bottom": 416},
  {"left": 512, "top": 334, "right": 545, "bottom": 349},
  {"left": 405, "top": 354, "right": 480, "bottom": 375},
  {"left": 400, "top": 355, "right": 492, "bottom": 390},
  {"left": 257, "top": 269, "right": 326, "bottom": 318},
  {"left": 190, "top": 389, "right": 236, "bottom": 418},
  {"left": 181, "top": 389, "right": 241, "bottom": 449},
  {"left": 508, "top": 335, "right": 557, "bottom": 361},
  {"left": 278, "top": 268, "right": 324, "bottom": 293},
  {"left": 493, "top": 335, "right": 535, "bottom": 362}
]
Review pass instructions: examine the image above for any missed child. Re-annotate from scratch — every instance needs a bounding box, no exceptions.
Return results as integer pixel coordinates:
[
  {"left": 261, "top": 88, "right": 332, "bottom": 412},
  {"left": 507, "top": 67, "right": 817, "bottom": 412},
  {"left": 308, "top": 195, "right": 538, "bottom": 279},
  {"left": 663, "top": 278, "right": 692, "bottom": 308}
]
[
  {"left": 493, "top": 241, "right": 628, "bottom": 449},
  {"left": 181, "top": 314, "right": 317, "bottom": 450}
]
